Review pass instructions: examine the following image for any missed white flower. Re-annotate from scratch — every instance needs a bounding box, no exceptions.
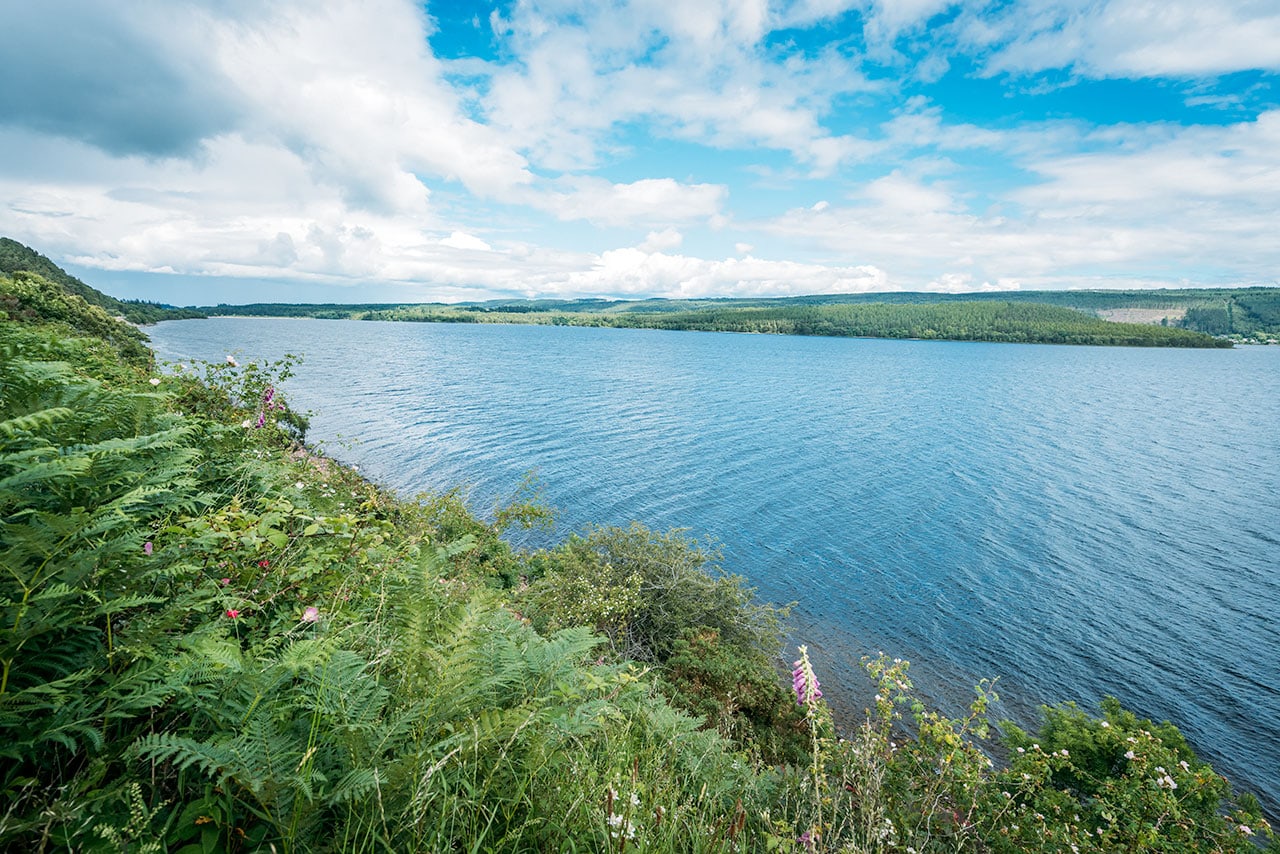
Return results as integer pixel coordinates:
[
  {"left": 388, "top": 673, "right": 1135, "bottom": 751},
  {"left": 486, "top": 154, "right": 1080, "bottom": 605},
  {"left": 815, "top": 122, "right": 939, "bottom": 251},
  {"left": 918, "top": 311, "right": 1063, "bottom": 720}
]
[
  {"left": 241, "top": 419, "right": 253, "bottom": 428},
  {"left": 226, "top": 355, "right": 238, "bottom": 366},
  {"left": 1125, "top": 750, "right": 1136, "bottom": 760},
  {"left": 149, "top": 377, "right": 161, "bottom": 386},
  {"left": 295, "top": 481, "right": 305, "bottom": 489},
  {"left": 1240, "top": 825, "right": 1254, "bottom": 836},
  {"left": 629, "top": 792, "right": 640, "bottom": 807},
  {"left": 1100, "top": 721, "right": 1110, "bottom": 728}
]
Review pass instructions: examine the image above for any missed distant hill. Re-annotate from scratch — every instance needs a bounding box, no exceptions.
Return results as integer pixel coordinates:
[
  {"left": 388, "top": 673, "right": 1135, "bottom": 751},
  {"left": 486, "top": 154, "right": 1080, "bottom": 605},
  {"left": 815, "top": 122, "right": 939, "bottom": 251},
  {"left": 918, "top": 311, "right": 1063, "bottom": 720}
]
[
  {"left": 198, "top": 285, "right": 1280, "bottom": 340},
  {"left": 196, "top": 284, "right": 1280, "bottom": 346},
  {"left": 0, "top": 238, "right": 204, "bottom": 324}
]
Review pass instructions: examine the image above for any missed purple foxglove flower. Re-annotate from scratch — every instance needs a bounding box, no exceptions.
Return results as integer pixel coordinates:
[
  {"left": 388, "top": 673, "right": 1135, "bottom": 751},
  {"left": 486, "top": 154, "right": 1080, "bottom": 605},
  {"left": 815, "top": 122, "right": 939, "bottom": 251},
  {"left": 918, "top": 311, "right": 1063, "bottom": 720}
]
[{"left": 792, "top": 645, "right": 823, "bottom": 706}]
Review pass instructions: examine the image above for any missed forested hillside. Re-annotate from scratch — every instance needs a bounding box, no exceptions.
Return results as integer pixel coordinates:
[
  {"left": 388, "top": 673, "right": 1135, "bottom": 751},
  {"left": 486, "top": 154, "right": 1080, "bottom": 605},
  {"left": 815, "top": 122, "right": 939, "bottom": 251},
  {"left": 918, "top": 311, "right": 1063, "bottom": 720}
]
[
  {"left": 199, "top": 287, "right": 1280, "bottom": 346},
  {"left": 513, "top": 300, "right": 1230, "bottom": 347},
  {"left": 0, "top": 238, "right": 204, "bottom": 324}
]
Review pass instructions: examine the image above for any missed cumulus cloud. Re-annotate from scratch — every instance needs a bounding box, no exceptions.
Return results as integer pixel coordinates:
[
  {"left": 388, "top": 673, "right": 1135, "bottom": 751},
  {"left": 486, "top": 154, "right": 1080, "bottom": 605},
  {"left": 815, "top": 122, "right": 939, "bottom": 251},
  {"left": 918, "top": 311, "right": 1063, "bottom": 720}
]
[
  {"left": 0, "top": 2, "right": 240, "bottom": 156},
  {"left": 640, "top": 228, "right": 684, "bottom": 252},
  {"left": 967, "top": 0, "right": 1280, "bottom": 78},
  {"left": 538, "top": 177, "right": 727, "bottom": 227},
  {"left": 2, "top": 0, "right": 1279, "bottom": 303},
  {"left": 555, "top": 248, "right": 890, "bottom": 299},
  {"left": 482, "top": 0, "right": 878, "bottom": 173},
  {"left": 440, "top": 232, "right": 493, "bottom": 252},
  {"left": 762, "top": 109, "right": 1280, "bottom": 289},
  {"left": 210, "top": 0, "right": 533, "bottom": 210}
]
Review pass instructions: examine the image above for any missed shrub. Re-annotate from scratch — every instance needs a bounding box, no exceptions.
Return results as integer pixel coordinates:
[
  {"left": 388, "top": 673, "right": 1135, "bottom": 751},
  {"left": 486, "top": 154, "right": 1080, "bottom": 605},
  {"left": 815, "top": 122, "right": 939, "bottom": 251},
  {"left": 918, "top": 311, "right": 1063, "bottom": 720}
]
[{"left": 518, "top": 524, "right": 803, "bottom": 759}]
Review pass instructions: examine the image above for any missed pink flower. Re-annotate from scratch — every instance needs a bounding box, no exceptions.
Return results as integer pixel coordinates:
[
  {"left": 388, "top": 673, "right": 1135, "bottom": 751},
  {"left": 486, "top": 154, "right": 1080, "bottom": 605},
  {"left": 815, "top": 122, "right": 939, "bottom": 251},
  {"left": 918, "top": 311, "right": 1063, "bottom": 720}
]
[
  {"left": 302, "top": 606, "right": 320, "bottom": 623},
  {"left": 143, "top": 541, "right": 153, "bottom": 556},
  {"left": 221, "top": 577, "right": 231, "bottom": 585},
  {"left": 226, "top": 609, "right": 240, "bottom": 619},
  {"left": 791, "top": 645, "right": 823, "bottom": 706}
]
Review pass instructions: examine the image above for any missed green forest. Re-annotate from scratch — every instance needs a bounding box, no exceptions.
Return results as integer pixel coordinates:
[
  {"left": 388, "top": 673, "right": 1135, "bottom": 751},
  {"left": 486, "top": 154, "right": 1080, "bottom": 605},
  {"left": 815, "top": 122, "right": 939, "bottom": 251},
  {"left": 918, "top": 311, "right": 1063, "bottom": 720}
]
[
  {"left": 2, "top": 254, "right": 1277, "bottom": 850},
  {"left": 197, "top": 286, "right": 1280, "bottom": 347},
  {"left": 440, "top": 301, "right": 1231, "bottom": 347}
]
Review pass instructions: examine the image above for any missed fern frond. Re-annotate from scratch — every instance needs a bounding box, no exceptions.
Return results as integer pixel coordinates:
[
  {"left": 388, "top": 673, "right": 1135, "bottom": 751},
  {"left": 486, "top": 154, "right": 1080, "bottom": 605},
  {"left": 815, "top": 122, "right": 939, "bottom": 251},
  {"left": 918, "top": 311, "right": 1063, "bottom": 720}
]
[
  {"left": 131, "top": 732, "right": 236, "bottom": 780},
  {"left": 0, "top": 406, "right": 75, "bottom": 437},
  {"left": 0, "top": 455, "right": 92, "bottom": 493},
  {"left": 326, "top": 767, "right": 385, "bottom": 805}
]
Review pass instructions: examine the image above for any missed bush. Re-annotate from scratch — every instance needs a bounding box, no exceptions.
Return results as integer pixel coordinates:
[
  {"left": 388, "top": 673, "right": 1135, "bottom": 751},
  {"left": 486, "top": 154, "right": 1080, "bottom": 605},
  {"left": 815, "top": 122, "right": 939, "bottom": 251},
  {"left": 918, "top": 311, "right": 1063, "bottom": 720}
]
[{"left": 518, "top": 524, "right": 804, "bottom": 759}]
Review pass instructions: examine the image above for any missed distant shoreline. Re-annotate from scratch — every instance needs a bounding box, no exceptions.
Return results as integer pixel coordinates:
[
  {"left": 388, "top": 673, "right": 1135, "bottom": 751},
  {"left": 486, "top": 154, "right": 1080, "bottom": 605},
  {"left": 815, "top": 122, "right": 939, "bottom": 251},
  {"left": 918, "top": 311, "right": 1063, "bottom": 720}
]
[{"left": 186, "top": 300, "right": 1232, "bottom": 348}]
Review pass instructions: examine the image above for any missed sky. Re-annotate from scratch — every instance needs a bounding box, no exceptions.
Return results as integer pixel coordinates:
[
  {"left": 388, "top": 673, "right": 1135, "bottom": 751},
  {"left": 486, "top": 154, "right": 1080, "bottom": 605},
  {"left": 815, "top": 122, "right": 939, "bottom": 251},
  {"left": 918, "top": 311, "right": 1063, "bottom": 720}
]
[{"left": 2, "top": 1, "right": 1278, "bottom": 305}]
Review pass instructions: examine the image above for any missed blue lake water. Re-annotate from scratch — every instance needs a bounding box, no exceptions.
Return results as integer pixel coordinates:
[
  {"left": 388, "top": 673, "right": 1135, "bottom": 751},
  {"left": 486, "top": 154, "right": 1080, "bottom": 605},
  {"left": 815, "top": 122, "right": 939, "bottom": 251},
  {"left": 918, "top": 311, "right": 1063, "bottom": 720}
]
[{"left": 149, "top": 317, "right": 1280, "bottom": 812}]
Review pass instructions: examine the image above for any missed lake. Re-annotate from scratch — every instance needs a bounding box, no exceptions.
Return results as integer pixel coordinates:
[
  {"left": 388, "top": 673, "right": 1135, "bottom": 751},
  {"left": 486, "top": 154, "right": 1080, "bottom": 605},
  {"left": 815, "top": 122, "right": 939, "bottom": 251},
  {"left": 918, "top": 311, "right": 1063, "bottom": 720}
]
[{"left": 149, "top": 317, "right": 1280, "bottom": 812}]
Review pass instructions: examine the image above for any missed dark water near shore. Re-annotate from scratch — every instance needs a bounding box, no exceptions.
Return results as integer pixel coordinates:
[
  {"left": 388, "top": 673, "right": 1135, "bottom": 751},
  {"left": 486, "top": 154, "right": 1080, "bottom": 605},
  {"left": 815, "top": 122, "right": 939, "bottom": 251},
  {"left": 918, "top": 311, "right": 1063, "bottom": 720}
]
[{"left": 150, "top": 317, "right": 1280, "bottom": 812}]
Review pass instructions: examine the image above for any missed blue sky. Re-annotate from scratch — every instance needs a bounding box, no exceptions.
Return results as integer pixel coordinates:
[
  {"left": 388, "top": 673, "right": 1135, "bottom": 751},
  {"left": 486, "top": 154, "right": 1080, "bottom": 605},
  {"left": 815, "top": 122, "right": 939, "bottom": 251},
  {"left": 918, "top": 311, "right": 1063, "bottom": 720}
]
[{"left": 1, "top": 0, "right": 1278, "bottom": 304}]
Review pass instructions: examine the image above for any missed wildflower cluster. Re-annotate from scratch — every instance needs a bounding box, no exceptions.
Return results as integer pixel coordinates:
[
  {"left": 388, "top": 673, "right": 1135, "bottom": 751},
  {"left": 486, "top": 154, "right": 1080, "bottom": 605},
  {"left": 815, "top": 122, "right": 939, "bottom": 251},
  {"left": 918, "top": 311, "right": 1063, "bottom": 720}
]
[{"left": 604, "top": 786, "right": 642, "bottom": 847}]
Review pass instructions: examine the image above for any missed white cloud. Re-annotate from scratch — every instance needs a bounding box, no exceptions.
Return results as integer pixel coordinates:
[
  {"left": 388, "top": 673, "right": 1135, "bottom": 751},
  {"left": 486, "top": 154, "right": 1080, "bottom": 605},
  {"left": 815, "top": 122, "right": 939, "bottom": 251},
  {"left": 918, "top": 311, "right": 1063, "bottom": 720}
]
[
  {"left": 210, "top": 0, "right": 533, "bottom": 207},
  {"left": 865, "top": 0, "right": 956, "bottom": 42},
  {"left": 481, "top": 0, "right": 878, "bottom": 173},
  {"left": 556, "top": 248, "right": 890, "bottom": 298},
  {"left": 640, "top": 228, "right": 684, "bottom": 252},
  {"left": 970, "top": 0, "right": 1280, "bottom": 78},
  {"left": 440, "top": 231, "right": 493, "bottom": 251},
  {"left": 761, "top": 109, "right": 1280, "bottom": 288},
  {"left": 3, "top": 0, "right": 1279, "bottom": 305},
  {"left": 538, "top": 177, "right": 727, "bottom": 227}
]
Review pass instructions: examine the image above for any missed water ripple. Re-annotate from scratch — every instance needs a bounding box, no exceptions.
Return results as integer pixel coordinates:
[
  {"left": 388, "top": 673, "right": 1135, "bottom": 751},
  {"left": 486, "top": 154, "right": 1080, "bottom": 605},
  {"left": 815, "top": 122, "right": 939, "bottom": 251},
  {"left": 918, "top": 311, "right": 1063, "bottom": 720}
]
[{"left": 150, "top": 318, "right": 1280, "bottom": 815}]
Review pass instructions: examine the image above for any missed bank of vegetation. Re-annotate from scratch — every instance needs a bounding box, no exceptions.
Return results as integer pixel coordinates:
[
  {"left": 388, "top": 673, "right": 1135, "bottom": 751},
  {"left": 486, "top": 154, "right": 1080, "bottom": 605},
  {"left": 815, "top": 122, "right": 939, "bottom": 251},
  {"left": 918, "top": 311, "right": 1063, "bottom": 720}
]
[
  {"left": 381, "top": 301, "right": 1229, "bottom": 347},
  {"left": 199, "top": 287, "right": 1280, "bottom": 348},
  {"left": 2, "top": 262, "right": 1276, "bottom": 851}
]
